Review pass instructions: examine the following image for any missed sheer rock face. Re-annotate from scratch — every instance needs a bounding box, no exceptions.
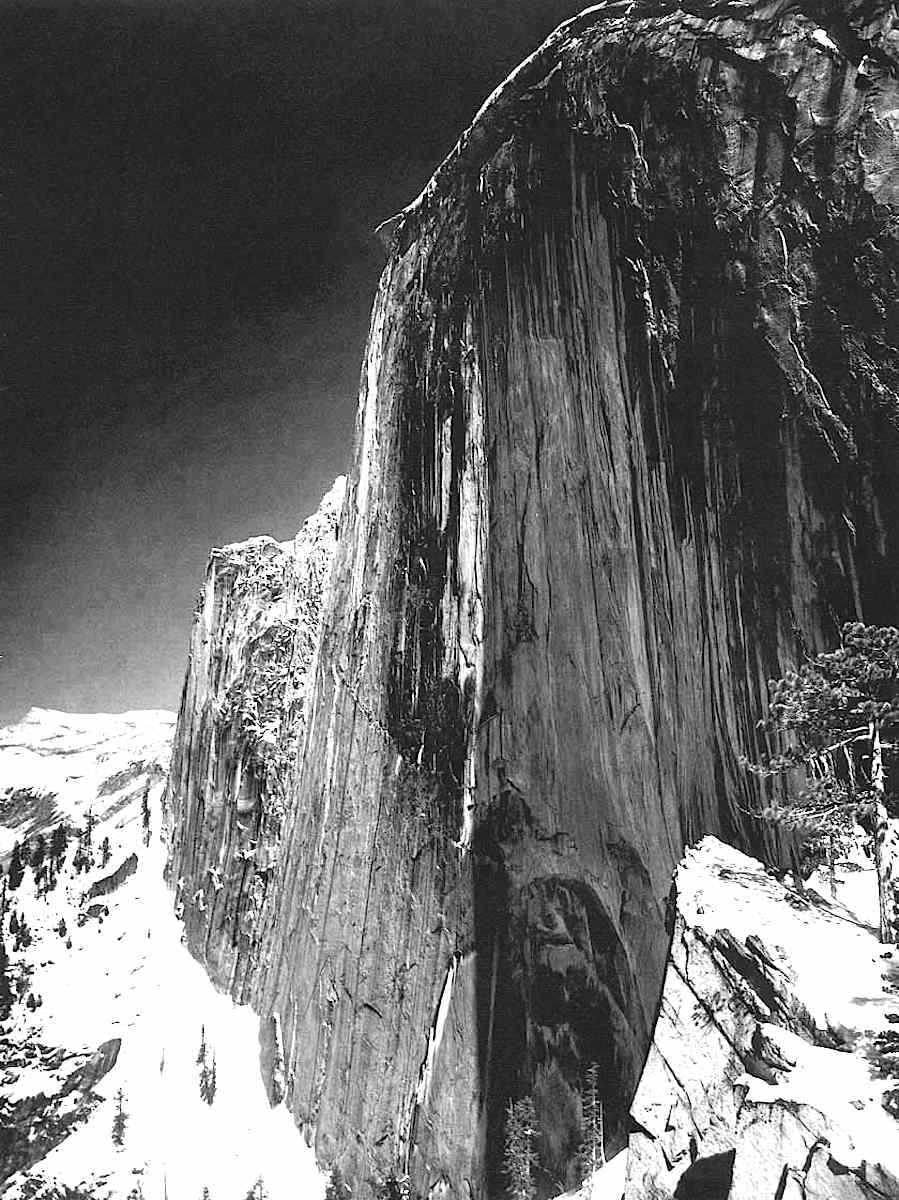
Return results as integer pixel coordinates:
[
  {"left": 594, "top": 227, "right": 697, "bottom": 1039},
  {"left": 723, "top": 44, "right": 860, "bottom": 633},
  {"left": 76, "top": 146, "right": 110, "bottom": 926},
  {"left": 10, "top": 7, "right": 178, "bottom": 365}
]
[
  {"left": 179, "top": 2, "right": 899, "bottom": 1196},
  {"left": 164, "top": 477, "right": 345, "bottom": 1002}
]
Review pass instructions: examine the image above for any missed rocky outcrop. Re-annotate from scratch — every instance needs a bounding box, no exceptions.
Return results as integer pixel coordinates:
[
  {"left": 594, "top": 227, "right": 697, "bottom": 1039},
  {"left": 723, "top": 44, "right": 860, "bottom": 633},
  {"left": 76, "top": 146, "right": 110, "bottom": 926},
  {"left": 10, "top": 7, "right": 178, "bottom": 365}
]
[
  {"left": 0, "top": 1038, "right": 121, "bottom": 1185},
  {"left": 169, "top": 2, "right": 899, "bottom": 1196},
  {"left": 165, "top": 478, "right": 345, "bottom": 1001},
  {"left": 625, "top": 838, "right": 899, "bottom": 1200},
  {"left": 85, "top": 853, "right": 138, "bottom": 900}
]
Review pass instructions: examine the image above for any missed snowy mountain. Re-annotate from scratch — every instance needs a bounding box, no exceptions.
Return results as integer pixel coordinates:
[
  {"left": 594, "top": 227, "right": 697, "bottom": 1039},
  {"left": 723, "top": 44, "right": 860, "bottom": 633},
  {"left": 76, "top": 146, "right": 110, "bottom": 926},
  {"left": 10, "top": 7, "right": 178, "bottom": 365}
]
[{"left": 0, "top": 708, "right": 326, "bottom": 1200}]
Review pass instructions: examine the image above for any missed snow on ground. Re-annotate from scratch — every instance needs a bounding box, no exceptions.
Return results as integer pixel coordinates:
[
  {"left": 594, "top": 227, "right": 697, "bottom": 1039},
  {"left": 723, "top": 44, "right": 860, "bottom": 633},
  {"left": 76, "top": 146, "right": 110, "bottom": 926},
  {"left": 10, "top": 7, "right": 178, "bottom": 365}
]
[
  {"left": 0, "top": 709, "right": 326, "bottom": 1200},
  {"left": 678, "top": 835, "right": 899, "bottom": 1178},
  {"left": 553, "top": 1150, "right": 627, "bottom": 1200}
]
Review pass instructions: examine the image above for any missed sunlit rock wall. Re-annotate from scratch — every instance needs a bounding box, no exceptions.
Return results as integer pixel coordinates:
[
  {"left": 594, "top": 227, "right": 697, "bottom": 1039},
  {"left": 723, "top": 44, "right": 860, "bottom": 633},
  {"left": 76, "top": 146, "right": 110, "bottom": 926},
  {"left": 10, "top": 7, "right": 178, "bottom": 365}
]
[{"left": 165, "top": 478, "right": 344, "bottom": 1003}]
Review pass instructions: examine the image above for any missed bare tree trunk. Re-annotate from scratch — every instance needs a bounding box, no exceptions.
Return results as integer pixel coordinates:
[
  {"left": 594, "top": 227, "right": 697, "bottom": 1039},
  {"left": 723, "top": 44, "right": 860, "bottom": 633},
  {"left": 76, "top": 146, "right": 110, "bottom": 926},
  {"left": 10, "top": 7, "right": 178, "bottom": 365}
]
[
  {"left": 829, "top": 833, "right": 837, "bottom": 899},
  {"left": 870, "top": 720, "right": 896, "bottom": 943}
]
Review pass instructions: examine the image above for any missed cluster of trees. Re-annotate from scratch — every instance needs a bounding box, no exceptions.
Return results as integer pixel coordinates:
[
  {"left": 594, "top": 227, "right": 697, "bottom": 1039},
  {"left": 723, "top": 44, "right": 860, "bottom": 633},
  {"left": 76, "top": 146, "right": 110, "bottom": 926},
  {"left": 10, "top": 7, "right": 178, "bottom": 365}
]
[
  {"left": 321, "top": 1064, "right": 609, "bottom": 1200},
  {"left": 502, "top": 1064, "right": 607, "bottom": 1200},
  {"left": 744, "top": 622, "right": 899, "bottom": 943},
  {"left": 72, "top": 812, "right": 97, "bottom": 875},
  {"left": 6, "top": 822, "right": 70, "bottom": 896},
  {"left": 197, "top": 1025, "right": 218, "bottom": 1104}
]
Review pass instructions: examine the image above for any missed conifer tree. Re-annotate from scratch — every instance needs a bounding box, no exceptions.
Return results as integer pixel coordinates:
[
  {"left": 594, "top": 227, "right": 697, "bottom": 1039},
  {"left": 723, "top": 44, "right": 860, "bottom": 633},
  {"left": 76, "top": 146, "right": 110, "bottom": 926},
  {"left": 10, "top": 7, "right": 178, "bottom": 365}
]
[
  {"left": 744, "top": 622, "right": 899, "bottom": 942},
  {"left": 503, "top": 1096, "right": 538, "bottom": 1200},
  {"left": 141, "top": 786, "right": 151, "bottom": 846},
  {"left": 13, "top": 914, "right": 31, "bottom": 951},
  {"left": 0, "top": 927, "right": 14, "bottom": 1021},
  {"left": 7, "top": 843, "right": 24, "bottom": 891},
  {"left": 30, "top": 834, "right": 46, "bottom": 876},
  {"left": 101, "top": 836, "right": 111, "bottom": 868},
  {"left": 112, "top": 1088, "right": 128, "bottom": 1148},
  {"left": 578, "top": 1064, "right": 605, "bottom": 1181},
  {"left": 50, "top": 822, "right": 68, "bottom": 870}
]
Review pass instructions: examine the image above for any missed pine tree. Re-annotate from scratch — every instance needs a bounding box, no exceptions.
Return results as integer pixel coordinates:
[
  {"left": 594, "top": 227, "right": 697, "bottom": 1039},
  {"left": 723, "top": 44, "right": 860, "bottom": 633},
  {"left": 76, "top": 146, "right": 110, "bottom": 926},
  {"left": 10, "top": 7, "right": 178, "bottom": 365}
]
[
  {"left": 112, "top": 1088, "right": 128, "bottom": 1148},
  {"left": 503, "top": 1096, "right": 538, "bottom": 1200},
  {"left": 197, "top": 1025, "right": 207, "bottom": 1066},
  {"left": 50, "top": 822, "right": 68, "bottom": 870},
  {"left": 101, "top": 836, "right": 111, "bottom": 868},
  {"left": 0, "top": 927, "right": 14, "bottom": 1021},
  {"left": 743, "top": 622, "right": 899, "bottom": 942},
  {"left": 30, "top": 834, "right": 46, "bottom": 876},
  {"left": 13, "top": 915, "right": 31, "bottom": 951},
  {"left": 578, "top": 1064, "right": 605, "bottom": 1181},
  {"left": 7, "top": 843, "right": 24, "bottom": 891},
  {"left": 141, "top": 786, "right": 151, "bottom": 846},
  {"left": 200, "top": 1053, "right": 217, "bottom": 1105}
]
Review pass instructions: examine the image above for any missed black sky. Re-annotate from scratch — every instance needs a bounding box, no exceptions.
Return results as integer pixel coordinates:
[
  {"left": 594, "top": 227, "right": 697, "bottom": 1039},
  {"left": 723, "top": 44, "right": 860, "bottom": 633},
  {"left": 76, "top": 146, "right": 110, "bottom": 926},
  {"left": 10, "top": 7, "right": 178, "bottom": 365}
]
[{"left": 0, "top": 0, "right": 585, "bottom": 726}]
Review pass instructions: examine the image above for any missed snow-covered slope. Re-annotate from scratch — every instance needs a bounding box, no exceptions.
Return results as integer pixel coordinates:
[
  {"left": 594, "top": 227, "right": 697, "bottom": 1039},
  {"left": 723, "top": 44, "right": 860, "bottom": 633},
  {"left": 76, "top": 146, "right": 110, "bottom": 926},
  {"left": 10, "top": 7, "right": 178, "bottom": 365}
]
[{"left": 0, "top": 708, "right": 325, "bottom": 1200}]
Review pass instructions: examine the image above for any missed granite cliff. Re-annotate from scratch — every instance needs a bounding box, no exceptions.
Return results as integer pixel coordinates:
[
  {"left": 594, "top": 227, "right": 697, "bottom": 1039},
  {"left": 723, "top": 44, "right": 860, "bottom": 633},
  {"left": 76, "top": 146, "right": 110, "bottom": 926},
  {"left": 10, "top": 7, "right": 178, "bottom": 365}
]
[
  {"left": 165, "top": 477, "right": 344, "bottom": 1004},
  {"left": 166, "top": 2, "right": 899, "bottom": 1196}
]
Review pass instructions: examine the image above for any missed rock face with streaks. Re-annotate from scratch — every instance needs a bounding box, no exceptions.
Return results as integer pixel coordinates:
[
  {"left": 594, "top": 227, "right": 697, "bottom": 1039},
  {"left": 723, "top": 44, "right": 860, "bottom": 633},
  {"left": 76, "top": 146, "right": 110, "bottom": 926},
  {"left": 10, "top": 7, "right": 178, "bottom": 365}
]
[
  {"left": 170, "top": 2, "right": 899, "bottom": 1196},
  {"left": 164, "top": 477, "right": 345, "bottom": 1001}
]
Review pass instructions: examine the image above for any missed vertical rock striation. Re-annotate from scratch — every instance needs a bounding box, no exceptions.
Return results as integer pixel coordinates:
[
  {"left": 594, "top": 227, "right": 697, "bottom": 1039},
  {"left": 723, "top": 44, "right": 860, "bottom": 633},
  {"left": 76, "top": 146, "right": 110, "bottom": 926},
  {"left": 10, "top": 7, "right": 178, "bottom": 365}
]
[
  {"left": 172, "top": 2, "right": 899, "bottom": 1197},
  {"left": 165, "top": 478, "right": 345, "bottom": 1003}
]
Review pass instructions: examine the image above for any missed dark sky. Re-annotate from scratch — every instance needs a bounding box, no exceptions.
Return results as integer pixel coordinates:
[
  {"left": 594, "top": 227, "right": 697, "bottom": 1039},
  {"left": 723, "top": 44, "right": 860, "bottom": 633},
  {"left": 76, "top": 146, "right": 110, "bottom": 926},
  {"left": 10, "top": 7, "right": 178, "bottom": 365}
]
[{"left": 0, "top": 0, "right": 585, "bottom": 726}]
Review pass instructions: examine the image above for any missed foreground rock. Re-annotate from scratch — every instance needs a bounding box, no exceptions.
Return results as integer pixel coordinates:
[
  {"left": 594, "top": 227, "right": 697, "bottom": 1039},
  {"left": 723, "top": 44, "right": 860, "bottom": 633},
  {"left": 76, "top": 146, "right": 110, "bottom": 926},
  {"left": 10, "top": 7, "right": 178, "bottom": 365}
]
[{"left": 625, "top": 838, "right": 899, "bottom": 1200}]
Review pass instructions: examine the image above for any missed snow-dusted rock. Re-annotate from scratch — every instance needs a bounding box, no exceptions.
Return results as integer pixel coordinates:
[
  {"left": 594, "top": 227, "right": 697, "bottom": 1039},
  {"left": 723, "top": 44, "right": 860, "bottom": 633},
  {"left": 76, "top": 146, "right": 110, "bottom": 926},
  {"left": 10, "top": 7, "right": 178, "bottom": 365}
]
[
  {"left": 164, "top": 477, "right": 345, "bottom": 1003},
  {"left": 624, "top": 838, "right": 899, "bottom": 1200}
]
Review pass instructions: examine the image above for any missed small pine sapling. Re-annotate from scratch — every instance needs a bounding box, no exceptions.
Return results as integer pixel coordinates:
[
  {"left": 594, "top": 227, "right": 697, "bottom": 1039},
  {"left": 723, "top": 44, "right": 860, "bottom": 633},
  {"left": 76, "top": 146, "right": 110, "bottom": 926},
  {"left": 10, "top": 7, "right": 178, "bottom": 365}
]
[
  {"left": 7, "top": 843, "right": 24, "bottom": 891},
  {"left": 50, "top": 822, "right": 68, "bottom": 870},
  {"left": 30, "top": 834, "right": 46, "bottom": 876},
  {"left": 0, "top": 927, "right": 14, "bottom": 1021},
  {"left": 141, "top": 786, "right": 151, "bottom": 846},
  {"left": 503, "top": 1096, "right": 538, "bottom": 1200},
  {"left": 578, "top": 1064, "right": 605, "bottom": 1182},
  {"left": 112, "top": 1088, "right": 128, "bottom": 1148}
]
